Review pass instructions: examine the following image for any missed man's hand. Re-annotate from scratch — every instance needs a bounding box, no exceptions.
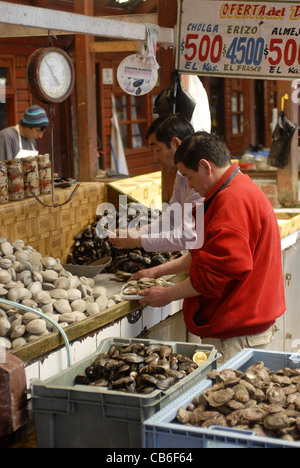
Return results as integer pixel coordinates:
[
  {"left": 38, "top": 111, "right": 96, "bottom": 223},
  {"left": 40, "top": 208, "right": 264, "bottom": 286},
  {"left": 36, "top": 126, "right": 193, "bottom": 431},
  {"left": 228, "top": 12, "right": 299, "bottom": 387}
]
[
  {"left": 108, "top": 229, "right": 142, "bottom": 250},
  {"left": 130, "top": 267, "right": 158, "bottom": 281},
  {"left": 139, "top": 286, "right": 173, "bottom": 308}
]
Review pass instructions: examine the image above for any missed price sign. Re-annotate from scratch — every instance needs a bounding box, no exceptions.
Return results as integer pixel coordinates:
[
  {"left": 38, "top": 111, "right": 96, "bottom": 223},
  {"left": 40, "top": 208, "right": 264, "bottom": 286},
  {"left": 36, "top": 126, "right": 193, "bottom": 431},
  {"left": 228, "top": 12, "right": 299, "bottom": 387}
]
[{"left": 177, "top": 0, "right": 300, "bottom": 80}]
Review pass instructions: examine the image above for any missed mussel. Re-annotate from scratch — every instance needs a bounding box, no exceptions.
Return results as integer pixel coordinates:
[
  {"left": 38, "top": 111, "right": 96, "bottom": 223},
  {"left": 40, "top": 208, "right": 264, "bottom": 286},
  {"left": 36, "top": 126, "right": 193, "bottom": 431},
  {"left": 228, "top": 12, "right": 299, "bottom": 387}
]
[
  {"left": 74, "top": 342, "right": 198, "bottom": 395},
  {"left": 68, "top": 202, "right": 183, "bottom": 274}
]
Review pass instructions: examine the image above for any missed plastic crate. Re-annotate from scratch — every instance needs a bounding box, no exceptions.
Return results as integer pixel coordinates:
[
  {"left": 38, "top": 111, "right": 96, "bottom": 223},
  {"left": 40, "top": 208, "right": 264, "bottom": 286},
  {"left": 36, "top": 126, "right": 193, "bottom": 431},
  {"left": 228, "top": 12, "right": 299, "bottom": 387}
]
[
  {"left": 143, "top": 349, "right": 300, "bottom": 449},
  {"left": 30, "top": 337, "right": 218, "bottom": 448}
]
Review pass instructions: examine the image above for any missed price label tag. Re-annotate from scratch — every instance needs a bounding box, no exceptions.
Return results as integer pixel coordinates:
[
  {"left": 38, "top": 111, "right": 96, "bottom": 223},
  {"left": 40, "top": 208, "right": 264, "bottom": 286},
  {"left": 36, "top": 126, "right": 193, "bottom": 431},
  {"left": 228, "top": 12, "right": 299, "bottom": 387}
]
[
  {"left": 177, "top": 0, "right": 300, "bottom": 80},
  {"left": 117, "top": 54, "right": 158, "bottom": 96}
]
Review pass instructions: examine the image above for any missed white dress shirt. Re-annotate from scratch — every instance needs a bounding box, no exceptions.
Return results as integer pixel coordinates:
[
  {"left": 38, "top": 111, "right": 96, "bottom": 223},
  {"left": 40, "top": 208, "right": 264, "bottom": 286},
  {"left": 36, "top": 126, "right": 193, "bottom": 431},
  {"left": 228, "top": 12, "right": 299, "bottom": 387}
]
[{"left": 140, "top": 172, "right": 204, "bottom": 252}]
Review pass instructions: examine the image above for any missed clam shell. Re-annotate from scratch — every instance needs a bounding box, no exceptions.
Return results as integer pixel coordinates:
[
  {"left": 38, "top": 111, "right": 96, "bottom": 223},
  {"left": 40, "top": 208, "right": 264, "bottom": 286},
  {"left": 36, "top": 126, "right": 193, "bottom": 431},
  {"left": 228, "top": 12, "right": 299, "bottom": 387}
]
[
  {"left": 25, "top": 319, "right": 47, "bottom": 335},
  {"left": 0, "top": 270, "right": 12, "bottom": 284},
  {"left": 33, "top": 290, "right": 52, "bottom": 305},
  {"left": 58, "top": 313, "right": 76, "bottom": 324},
  {"left": 53, "top": 299, "right": 72, "bottom": 314},
  {"left": 50, "top": 289, "right": 69, "bottom": 300},
  {"left": 21, "top": 298, "right": 38, "bottom": 309},
  {"left": 0, "top": 258, "right": 13, "bottom": 269},
  {"left": 17, "top": 270, "right": 32, "bottom": 284},
  {"left": 54, "top": 277, "right": 70, "bottom": 290},
  {"left": 12, "top": 337, "right": 27, "bottom": 349},
  {"left": 72, "top": 311, "right": 86, "bottom": 322},
  {"left": 70, "top": 299, "right": 86, "bottom": 313},
  {"left": 12, "top": 240, "right": 25, "bottom": 251},
  {"left": 7, "top": 287, "right": 32, "bottom": 302},
  {"left": 26, "top": 330, "right": 49, "bottom": 342},
  {"left": 1, "top": 241, "right": 14, "bottom": 256},
  {"left": 14, "top": 250, "right": 31, "bottom": 263},
  {"left": 41, "top": 257, "right": 57, "bottom": 269},
  {"left": 41, "top": 304, "right": 54, "bottom": 314},
  {"left": 29, "top": 251, "right": 42, "bottom": 262},
  {"left": 22, "top": 312, "right": 40, "bottom": 324},
  {"left": 40, "top": 270, "right": 59, "bottom": 282},
  {"left": 33, "top": 271, "right": 43, "bottom": 283},
  {"left": 28, "top": 281, "right": 43, "bottom": 295},
  {"left": 10, "top": 324, "right": 25, "bottom": 339},
  {"left": 0, "top": 317, "right": 11, "bottom": 336},
  {"left": 67, "top": 289, "right": 82, "bottom": 302},
  {"left": 96, "top": 296, "right": 109, "bottom": 311},
  {"left": 80, "top": 277, "right": 95, "bottom": 288},
  {"left": 68, "top": 276, "right": 80, "bottom": 289},
  {"left": 85, "top": 302, "right": 99, "bottom": 316},
  {"left": 44, "top": 313, "right": 59, "bottom": 331}
]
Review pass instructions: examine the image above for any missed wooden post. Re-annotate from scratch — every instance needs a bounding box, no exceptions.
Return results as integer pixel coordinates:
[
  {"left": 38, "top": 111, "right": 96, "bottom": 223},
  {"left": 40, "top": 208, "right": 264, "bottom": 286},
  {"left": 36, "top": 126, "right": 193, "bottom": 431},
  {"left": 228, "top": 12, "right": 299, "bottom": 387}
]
[
  {"left": 276, "top": 81, "right": 299, "bottom": 206},
  {"left": 158, "top": 0, "right": 177, "bottom": 203},
  {"left": 74, "top": 0, "right": 98, "bottom": 182}
]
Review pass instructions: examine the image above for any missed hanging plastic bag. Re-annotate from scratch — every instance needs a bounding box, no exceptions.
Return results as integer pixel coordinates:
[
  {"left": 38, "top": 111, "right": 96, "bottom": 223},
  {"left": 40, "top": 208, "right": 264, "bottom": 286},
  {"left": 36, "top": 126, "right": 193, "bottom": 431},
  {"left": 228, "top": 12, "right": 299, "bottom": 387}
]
[
  {"left": 267, "top": 111, "right": 297, "bottom": 169},
  {"left": 154, "top": 70, "right": 196, "bottom": 121}
]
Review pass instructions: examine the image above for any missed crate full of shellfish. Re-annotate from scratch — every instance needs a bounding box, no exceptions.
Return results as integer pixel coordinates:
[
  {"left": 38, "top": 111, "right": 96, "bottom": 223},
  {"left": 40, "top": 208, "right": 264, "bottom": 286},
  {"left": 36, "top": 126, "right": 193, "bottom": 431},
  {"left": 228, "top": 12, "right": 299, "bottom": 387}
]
[
  {"left": 143, "top": 348, "right": 300, "bottom": 449},
  {"left": 30, "top": 337, "right": 218, "bottom": 448}
]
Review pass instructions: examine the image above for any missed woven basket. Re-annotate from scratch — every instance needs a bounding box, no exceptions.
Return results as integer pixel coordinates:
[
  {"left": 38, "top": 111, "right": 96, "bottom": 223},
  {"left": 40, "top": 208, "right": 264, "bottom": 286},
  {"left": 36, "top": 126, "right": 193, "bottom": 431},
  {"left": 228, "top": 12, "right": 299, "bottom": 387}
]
[{"left": 0, "top": 182, "right": 107, "bottom": 263}]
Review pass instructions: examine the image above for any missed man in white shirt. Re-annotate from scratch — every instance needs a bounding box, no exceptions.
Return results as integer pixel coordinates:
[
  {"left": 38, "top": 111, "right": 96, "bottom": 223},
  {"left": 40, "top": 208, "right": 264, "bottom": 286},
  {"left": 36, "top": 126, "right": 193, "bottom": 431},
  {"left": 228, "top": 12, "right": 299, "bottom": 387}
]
[{"left": 109, "top": 114, "right": 204, "bottom": 253}]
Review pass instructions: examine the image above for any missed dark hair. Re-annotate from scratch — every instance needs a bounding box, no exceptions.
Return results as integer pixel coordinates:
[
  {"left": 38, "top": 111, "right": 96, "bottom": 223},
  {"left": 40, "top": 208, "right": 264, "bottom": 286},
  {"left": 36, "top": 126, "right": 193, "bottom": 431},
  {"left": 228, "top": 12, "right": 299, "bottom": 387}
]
[
  {"left": 174, "top": 132, "right": 232, "bottom": 171},
  {"left": 146, "top": 114, "right": 194, "bottom": 148}
]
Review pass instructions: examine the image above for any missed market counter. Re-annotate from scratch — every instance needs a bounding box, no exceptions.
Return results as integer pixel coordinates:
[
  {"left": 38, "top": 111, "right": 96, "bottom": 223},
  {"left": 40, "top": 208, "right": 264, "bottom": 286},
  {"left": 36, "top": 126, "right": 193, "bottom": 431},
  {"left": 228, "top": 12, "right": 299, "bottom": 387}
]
[{"left": 275, "top": 209, "right": 300, "bottom": 239}]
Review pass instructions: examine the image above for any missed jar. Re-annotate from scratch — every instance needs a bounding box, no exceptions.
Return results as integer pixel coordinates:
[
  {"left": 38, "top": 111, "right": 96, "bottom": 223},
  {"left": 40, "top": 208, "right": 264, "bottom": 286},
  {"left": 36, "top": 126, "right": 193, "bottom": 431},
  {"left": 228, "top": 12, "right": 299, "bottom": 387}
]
[
  {"left": 22, "top": 156, "right": 40, "bottom": 198},
  {"left": 37, "top": 154, "right": 52, "bottom": 194},
  {"left": 0, "top": 161, "right": 9, "bottom": 204},
  {"left": 7, "top": 159, "right": 24, "bottom": 201}
]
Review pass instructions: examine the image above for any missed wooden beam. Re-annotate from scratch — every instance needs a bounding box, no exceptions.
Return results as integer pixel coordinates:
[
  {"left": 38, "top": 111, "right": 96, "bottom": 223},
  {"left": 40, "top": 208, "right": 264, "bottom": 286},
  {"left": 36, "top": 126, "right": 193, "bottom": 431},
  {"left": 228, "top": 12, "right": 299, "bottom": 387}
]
[
  {"left": 0, "top": 1, "right": 174, "bottom": 43},
  {"left": 74, "top": 0, "right": 98, "bottom": 182},
  {"left": 89, "top": 40, "right": 139, "bottom": 53}
]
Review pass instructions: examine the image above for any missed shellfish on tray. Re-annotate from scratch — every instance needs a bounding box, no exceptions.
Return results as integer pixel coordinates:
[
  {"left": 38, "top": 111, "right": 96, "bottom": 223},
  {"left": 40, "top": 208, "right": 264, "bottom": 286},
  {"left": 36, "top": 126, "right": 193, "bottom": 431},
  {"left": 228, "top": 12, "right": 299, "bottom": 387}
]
[{"left": 121, "top": 278, "right": 173, "bottom": 300}]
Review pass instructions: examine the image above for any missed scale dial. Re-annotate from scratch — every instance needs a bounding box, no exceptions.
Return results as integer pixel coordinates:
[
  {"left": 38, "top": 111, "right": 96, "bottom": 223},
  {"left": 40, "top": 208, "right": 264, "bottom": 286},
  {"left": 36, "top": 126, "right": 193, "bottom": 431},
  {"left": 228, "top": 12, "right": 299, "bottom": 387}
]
[{"left": 26, "top": 47, "right": 75, "bottom": 104}]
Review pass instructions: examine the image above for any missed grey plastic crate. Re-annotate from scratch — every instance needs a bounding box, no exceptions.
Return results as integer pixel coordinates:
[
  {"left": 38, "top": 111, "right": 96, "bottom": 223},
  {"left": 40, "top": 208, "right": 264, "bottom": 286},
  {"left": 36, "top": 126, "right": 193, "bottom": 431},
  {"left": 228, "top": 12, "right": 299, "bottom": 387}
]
[
  {"left": 143, "top": 349, "right": 300, "bottom": 449},
  {"left": 31, "top": 337, "right": 218, "bottom": 448}
]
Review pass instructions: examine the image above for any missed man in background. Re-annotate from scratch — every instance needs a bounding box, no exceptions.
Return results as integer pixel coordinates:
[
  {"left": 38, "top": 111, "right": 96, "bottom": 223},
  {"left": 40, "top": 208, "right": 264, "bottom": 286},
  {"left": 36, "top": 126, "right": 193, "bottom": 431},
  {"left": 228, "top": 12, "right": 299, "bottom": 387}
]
[
  {"left": 0, "top": 105, "right": 49, "bottom": 160},
  {"left": 109, "top": 114, "right": 204, "bottom": 253}
]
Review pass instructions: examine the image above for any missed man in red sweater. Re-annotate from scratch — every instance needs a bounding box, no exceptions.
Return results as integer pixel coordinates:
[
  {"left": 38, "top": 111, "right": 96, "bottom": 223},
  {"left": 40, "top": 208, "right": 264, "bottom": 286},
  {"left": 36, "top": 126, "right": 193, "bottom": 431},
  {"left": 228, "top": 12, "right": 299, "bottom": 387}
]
[{"left": 137, "top": 132, "right": 286, "bottom": 363}]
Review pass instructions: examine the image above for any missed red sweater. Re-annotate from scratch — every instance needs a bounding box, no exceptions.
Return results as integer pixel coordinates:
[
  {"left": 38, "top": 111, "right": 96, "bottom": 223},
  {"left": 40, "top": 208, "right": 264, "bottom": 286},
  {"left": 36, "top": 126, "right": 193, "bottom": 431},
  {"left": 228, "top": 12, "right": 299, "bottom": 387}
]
[{"left": 184, "top": 163, "right": 286, "bottom": 339}]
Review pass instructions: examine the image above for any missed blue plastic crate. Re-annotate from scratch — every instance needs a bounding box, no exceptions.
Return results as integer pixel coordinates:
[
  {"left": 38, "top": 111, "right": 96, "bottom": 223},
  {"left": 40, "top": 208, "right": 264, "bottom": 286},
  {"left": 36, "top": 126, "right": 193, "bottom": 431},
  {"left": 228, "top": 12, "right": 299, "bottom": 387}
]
[{"left": 143, "top": 349, "right": 300, "bottom": 449}]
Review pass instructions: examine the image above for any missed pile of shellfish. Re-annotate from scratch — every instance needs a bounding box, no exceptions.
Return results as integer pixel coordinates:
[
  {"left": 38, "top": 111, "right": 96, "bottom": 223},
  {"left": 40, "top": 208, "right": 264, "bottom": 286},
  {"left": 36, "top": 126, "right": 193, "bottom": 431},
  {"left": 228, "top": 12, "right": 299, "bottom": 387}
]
[
  {"left": 122, "top": 278, "right": 172, "bottom": 297},
  {"left": 0, "top": 238, "right": 120, "bottom": 351},
  {"left": 176, "top": 361, "right": 300, "bottom": 443},
  {"left": 74, "top": 341, "right": 198, "bottom": 394},
  {"left": 67, "top": 203, "right": 182, "bottom": 275}
]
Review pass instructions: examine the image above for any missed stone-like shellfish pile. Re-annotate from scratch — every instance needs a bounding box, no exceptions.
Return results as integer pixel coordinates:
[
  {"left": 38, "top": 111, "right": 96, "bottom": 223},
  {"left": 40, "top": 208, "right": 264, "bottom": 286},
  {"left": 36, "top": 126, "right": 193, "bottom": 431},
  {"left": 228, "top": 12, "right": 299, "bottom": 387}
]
[
  {"left": 0, "top": 238, "right": 120, "bottom": 351},
  {"left": 176, "top": 361, "right": 300, "bottom": 443},
  {"left": 74, "top": 342, "right": 198, "bottom": 394},
  {"left": 67, "top": 203, "right": 182, "bottom": 274}
]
